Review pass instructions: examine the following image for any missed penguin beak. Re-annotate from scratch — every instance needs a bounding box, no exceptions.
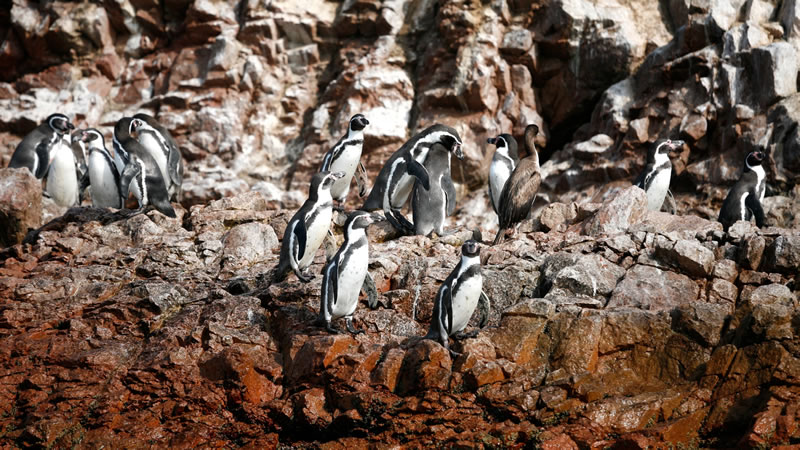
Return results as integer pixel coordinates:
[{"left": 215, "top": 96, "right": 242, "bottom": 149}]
[
  {"left": 331, "top": 171, "right": 345, "bottom": 179},
  {"left": 67, "top": 122, "right": 75, "bottom": 131},
  {"left": 452, "top": 143, "right": 464, "bottom": 160},
  {"left": 369, "top": 213, "right": 385, "bottom": 223},
  {"left": 487, "top": 137, "right": 497, "bottom": 145},
  {"left": 668, "top": 140, "right": 685, "bottom": 152},
  {"left": 361, "top": 118, "right": 370, "bottom": 126}
]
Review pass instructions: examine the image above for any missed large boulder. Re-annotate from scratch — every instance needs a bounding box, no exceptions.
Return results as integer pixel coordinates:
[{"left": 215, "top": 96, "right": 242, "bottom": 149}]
[{"left": 0, "top": 167, "right": 42, "bottom": 247}]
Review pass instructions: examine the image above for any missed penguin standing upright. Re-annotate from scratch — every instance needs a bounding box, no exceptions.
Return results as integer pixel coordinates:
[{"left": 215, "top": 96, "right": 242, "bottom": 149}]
[
  {"left": 133, "top": 113, "right": 184, "bottom": 201},
  {"left": 44, "top": 129, "right": 81, "bottom": 207},
  {"left": 361, "top": 124, "right": 463, "bottom": 233},
  {"left": 113, "top": 117, "right": 176, "bottom": 218},
  {"left": 82, "top": 128, "right": 122, "bottom": 209},
  {"left": 633, "top": 139, "right": 684, "bottom": 212},
  {"left": 493, "top": 124, "right": 542, "bottom": 245},
  {"left": 320, "top": 114, "right": 370, "bottom": 208},
  {"left": 425, "top": 240, "right": 484, "bottom": 355},
  {"left": 411, "top": 142, "right": 457, "bottom": 236},
  {"left": 316, "top": 210, "right": 384, "bottom": 334},
  {"left": 487, "top": 133, "right": 519, "bottom": 215},
  {"left": 273, "top": 171, "right": 345, "bottom": 283},
  {"left": 718, "top": 150, "right": 767, "bottom": 231},
  {"left": 8, "top": 113, "right": 74, "bottom": 178}
]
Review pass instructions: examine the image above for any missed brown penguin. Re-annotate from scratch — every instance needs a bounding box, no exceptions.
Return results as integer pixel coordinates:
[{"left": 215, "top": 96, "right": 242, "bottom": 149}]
[{"left": 492, "top": 124, "right": 542, "bottom": 245}]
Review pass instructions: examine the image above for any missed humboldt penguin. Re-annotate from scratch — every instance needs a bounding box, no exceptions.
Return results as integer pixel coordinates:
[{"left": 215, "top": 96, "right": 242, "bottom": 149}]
[
  {"left": 273, "top": 171, "right": 345, "bottom": 283},
  {"left": 718, "top": 150, "right": 767, "bottom": 231},
  {"left": 493, "top": 124, "right": 541, "bottom": 245},
  {"left": 425, "top": 240, "right": 484, "bottom": 355},
  {"left": 633, "top": 139, "right": 684, "bottom": 212},
  {"left": 316, "top": 210, "right": 384, "bottom": 334},
  {"left": 487, "top": 133, "right": 519, "bottom": 215},
  {"left": 44, "top": 129, "right": 80, "bottom": 207},
  {"left": 133, "top": 113, "right": 184, "bottom": 201},
  {"left": 9, "top": 113, "right": 74, "bottom": 178},
  {"left": 320, "top": 114, "right": 370, "bottom": 207},
  {"left": 361, "top": 124, "right": 463, "bottom": 234},
  {"left": 82, "top": 128, "right": 122, "bottom": 209},
  {"left": 411, "top": 142, "right": 457, "bottom": 236},
  {"left": 113, "top": 117, "right": 176, "bottom": 218}
]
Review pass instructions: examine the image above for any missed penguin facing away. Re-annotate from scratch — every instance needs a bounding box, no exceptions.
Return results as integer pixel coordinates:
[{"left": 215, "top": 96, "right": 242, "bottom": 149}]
[
  {"left": 320, "top": 114, "right": 370, "bottom": 207},
  {"left": 633, "top": 139, "right": 684, "bottom": 212},
  {"left": 133, "top": 113, "right": 184, "bottom": 202},
  {"left": 9, "top": 113, "right": 75, "bottom": 178},
  {"left": 425, "top": 240, "right": 484, "bottom": 356},
  {"left": 316, "top": 210, "right": 384, "bottom": 334},
  {"left": 360, "top": 124, "right": 463, "bottom": 234},
  {"left": 82, "top": 128, "right": 123, "bottom": 209},
  {"left": 44, "top": 130, "right": 81, "bottom": 207},
  {"left": 487, "top": 133, "right": 520, "bottom": 215},
  {"left": 493, "top": 124, "right": 542, "bottom": 246},
  {"left": 411, "top": 142, "right": 457, "bottom": 237},
  {"left": 718, "top": 150, "right": 767, "bottom": 231},
  {"left": 113, "top": 117, "right": 177, "bottom": 218},
  {"left": 273, "top": 171, "right": 346, "bottom": 283}
]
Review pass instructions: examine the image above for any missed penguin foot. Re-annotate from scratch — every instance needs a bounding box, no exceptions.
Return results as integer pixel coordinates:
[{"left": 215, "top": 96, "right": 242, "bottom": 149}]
[
  {"left": 333, "top": 203, "right": 345, "bottom": 213},
  {"left": 295, "top": 270, "right": 314, "bottom": 283},
  {"left": 454, "top": 330, "right": 480, "bottom": 340},
  {"left": 325, "top": 324, "right": 342, "bottom": 334},
  {"left": 447, "top": 348, "right": 462, "bottom": 358},
  {"left": 345, "top": 318, "right": 364, "bottom": 335}
]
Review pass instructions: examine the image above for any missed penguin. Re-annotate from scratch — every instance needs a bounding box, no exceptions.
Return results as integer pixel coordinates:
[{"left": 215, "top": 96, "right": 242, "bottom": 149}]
[
  {"left": 425, "top": 239, "right": 484, "bottom": 355},
  {"left": 316, "top": 210, "right": 384, "bottom": 334},
  {"left": 8, "top": 113, "right": 74, "bottom": 178},
  {"left": 493, "top": 124, "right": 542, "bottom": 245},
  {"left": 273, "top": 171, "right": 345, "bottom": 283},
  {"left": 133, "top": 113, "right": 184, "bottom": 201},
  {"left": 82, "top": 128, "right": 122, "bottom": 209},
  {"left": 361, "top": 124, "right": 463, "bottom": 234},
  {"left": 411, "top": 142, "right": 457, "bottom": 236},
  {"left": 113, "top": 117, "right": 177, "bottom": 218},
  {"left": 633, "top": 139, "right": 685, "bottom": 212},
  {"left": 718, "top": 150, "right": 767, "bottom": 231},
  {"left": 487, "top": 133, "right": 520, "bottom": 215},
  {"left": 320, "top": 114, "right": 370, "bottom": 208},
  {"left": 44, "top": 128, "right": 81, "bottom": 207}
]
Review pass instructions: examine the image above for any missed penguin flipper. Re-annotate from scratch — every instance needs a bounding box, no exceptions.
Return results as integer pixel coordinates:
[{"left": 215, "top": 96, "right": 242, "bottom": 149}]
[
  {"left": 444, "top": 283, "right": 454, "bottom": 336},
  {"left": 407, "top": 159, "right": 431, "bottom": 190},
  {"left": 289, "top": 219, "right": 308, "bottom": 266},
  {"left": 746, "top": 194, "right": 766, "bottom": 227},
  {"left": 444, "top": 175, "right": 457, "bottom": 216},
  {"left": 478, "top": 290, "right": 491, "bottom": 329},
  {"left": 356, "top": 162, "right": 369, "bottom": 198},
  {"left": 34, "top": 140, "right": 51, "bottom": 179},
  {"left": 320, "top": 259, "right": 337, "bottom": 322},
  {"left": 118, "top": 162, "right": 141, "bottom": 202},
  {"left": 362, "top": 272, "right": 379, "bottom": 309}
]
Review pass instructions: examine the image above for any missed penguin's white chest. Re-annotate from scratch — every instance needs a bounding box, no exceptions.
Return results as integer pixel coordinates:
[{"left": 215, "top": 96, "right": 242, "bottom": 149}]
[
  {"left": 138, "top": 132, "right": 170, "bottom": 186},
  {"left": 645, "top": 168, "right": 671, "bottom": 211},
  {"left": 328, "top": 144, "right": 362, "bottom": 200},
  {"left": 449, "top": 273, "right": 482, "bottom": 335},
  {"left": 489, "top": 158, "right": 512, "bottom": 209},
  {"left": 88, "top": 151, "right": 119, "bottom": 208},
  {"left": 331, "top": 244, "right": 369, "bottom": 319},
  {"left": 46, "top": 141, "right": 79, "bottom": 207},
  {"left": 300, "top": 203, "right": 332, "bottom": 268}
]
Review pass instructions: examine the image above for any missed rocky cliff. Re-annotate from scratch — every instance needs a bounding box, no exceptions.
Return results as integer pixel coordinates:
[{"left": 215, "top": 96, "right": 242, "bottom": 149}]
[{"left": 1, "top": 0, "right": 800, "bottom": 447}]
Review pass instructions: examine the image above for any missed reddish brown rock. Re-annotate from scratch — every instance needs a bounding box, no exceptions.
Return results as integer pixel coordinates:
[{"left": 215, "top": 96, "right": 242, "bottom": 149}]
[{"left": 0, "top": 167, "right": 42, "bottom": 247}]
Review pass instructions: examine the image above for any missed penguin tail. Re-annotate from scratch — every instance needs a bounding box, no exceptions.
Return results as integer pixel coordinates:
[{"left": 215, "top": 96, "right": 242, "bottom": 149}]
[{"left": 492, "top": 227, "right": 505, "bottom": 246}]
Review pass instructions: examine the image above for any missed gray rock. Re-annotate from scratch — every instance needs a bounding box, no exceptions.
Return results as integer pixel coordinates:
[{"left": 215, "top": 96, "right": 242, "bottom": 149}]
[
  {"left": 747, "top": 42, "right": 798, "bottom": 108},
  {"left": 539, "top": 202, "right": 578, "bottom": 232},
  {"left": 583, "top": 186, "right": 648, "bottom": 237},
  {"left": 708, "top": 278, "right": 738, "bottom": 303},
  {"left": 711, "top": 259, "right": 738, "bottom": 282},
  {"left": 221, "top": 222, "right": 279, "bottom": 270},
  {"left": 745, "top": 283, "right": 797, "bottom": 307},
  {"left": 0, "top": 168, "right": 42, "bottom": 247},
  {"left": 608, "top": 264, "right": 700, "bottom": 310},
  {"left": 501, "top": 29, "right": 533, "bottom": 55},
  {"left": 764, "top": 235, "right": 800, "bottom": 274},
  {"left": 671, "top": 303, "right": 731, "bottom": 347},
  {"left": 544, "top": 253, "right": 626, "bottom": 299},
  {"left": 655, "top": 237, "right": 715, "bottom": 277},
  {"left": 739, "top": 234, "right": 765, "bottom": 270},
  {"left": 727, "top": 220, "right": 759, "bottom": 242}
]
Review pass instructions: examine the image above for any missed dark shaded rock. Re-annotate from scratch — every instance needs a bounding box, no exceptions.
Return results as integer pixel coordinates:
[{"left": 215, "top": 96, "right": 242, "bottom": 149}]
[{"left": 0, "top": 168, "right": 42, "bottom": 247}]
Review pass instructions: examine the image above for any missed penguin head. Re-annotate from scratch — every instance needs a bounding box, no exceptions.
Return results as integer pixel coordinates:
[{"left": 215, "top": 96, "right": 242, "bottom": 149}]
[
  {"left": 47, "top": 113, "right": 74, "bottom": 135},
  {"left": 745, "top": 151, "right": 765, "bottom": 169},
  {"left": 656, "top": 139, "right": 684, "bottom": 155},
  {"left": 349, "top": 114, "right": 369, "bottom": 132},
  {"left": 346, "top": 210, "right": 385, "bottom": 231},
  {"left": 313, "top": 171, "right": 346, "bottom": 193},
  {"left": 461, "top": 239, "right": 480, "bottom": 258},
  {"left": 80, "top": 128, "right": 106, "bottom": 147},
  {"left": 129, "top": 118, "right": 145, "bottom": 135},
  {"left": 488, "top": 134, "right": 519, "bottom": 160}
]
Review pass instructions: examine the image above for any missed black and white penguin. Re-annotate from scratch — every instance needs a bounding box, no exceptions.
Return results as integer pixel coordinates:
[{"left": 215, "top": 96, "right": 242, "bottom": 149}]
[
  {"left": 493, "top": 124, "right": 542, "bottom": 245},
  {"left": 718, "top": 150, "right": 767, "bottom": 231},
  {"left": 425, "top": 239, "right": 483, "bottom": 355},
  {"left": 316, "top": 210, "right": 384, "bottom": 334},
  {"left": 44, "top": 127, "right": 81, "bottom": 207},
  {"left": 487, "top": 133, "right": 519, "bottom": 215},
  {"left": 633, "top": 139, "right": 684, "bottom": 211},
  {"left": 133, "top": 113, "right": 184, "bottom": 201},
  {"left": 273, "top": 171, "right": 346, "bottom": 283},
  {"left": 411, "top": 142, "right": 457, "bottom": 236},
  {"left": 82, "top": 128, "right": 122, "bottom": 209},
  {"left": 320, "top": 114, "right": 370, "bottom": 207},
  {"left": 8, "top": 113, "right": 74, "bottom": 178},
  {"left": 113, "top": 117, "right": 176, "bottom": 218},
  {"left": 361, "top": 124, "right": 463, "bottom": 233}
]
